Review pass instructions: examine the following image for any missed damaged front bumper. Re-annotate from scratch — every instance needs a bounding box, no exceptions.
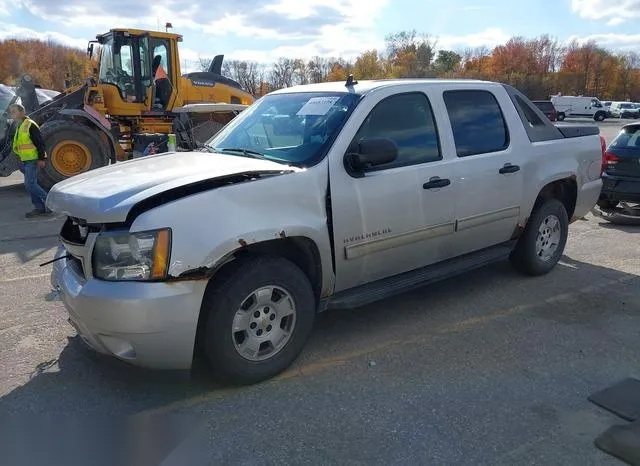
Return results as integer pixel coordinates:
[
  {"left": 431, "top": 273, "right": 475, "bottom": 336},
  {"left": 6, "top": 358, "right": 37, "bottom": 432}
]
[{"left": 49, "top": 245, "right": 208, "bottom": 370}]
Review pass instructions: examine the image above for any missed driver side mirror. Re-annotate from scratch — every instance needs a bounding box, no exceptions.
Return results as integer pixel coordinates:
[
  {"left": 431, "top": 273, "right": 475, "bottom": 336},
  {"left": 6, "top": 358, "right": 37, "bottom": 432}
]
[
  {"left": 344, "top": 137, "right": 398, "bottom": 176},
  {"left": 87, "top": 43, "right": 94, "bottom": 59}
]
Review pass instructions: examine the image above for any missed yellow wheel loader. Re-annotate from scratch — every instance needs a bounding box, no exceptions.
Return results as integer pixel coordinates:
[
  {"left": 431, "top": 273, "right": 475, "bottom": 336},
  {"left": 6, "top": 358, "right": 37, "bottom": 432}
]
[{"left": 0, "top": 28, "right": 255, "bottom": 190}]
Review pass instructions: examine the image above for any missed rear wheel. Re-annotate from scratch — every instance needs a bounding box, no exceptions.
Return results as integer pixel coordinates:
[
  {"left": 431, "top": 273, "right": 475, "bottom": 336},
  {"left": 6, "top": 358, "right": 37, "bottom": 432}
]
[
  {"left": 510, "top": 199, "right": 569, "bottom": 276},
  {"left": 202, "top": 255, "right": 316, "bottom": 385},
  {"left": 37, "top": 120, "right": 110, "bottom": 190}
]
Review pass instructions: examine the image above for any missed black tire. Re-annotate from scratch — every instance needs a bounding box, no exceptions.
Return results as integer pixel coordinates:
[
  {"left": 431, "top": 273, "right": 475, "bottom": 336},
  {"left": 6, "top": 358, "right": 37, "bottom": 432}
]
[
  {"left": 38, "top": 120, "right": 110, "bottom": 189},
  {"left": 202, "top": 255, "right": 316, "bottom": 385},
  {"left": 557, "top": 112, "right": 565, "bottom": 121},
  {"left": 594, "top": 111, "right": 606, "bottom": 122},
  {"left": 510, "top": 198, "right": 569, "bottom": 276}
]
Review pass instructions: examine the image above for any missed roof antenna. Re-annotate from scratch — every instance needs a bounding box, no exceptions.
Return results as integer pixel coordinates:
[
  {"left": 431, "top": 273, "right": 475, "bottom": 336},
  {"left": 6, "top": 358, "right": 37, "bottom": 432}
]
[{"left": 345, "top": 74, "right": 358, "bottom": 87}]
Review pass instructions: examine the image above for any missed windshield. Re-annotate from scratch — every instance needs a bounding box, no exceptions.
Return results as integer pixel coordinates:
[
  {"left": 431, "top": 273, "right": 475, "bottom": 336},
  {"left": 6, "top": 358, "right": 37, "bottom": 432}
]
[{"left": 206, "top": 92, "right": 361, "bottom": 166}]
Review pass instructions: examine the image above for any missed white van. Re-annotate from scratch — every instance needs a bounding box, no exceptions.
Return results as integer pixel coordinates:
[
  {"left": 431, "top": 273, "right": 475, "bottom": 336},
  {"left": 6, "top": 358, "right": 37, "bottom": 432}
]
[{"left": 550, "top": 95, "right": 608, "bottom": 121}]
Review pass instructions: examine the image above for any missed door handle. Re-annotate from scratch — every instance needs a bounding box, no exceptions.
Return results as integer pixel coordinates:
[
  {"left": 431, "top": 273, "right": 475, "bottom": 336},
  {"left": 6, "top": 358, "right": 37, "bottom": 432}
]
[
  {"left": 499, "top": 164, "right": 520, "bottom": 174},
  {"left": 423, "top": 177, "right": 451, "bottom": 189}
]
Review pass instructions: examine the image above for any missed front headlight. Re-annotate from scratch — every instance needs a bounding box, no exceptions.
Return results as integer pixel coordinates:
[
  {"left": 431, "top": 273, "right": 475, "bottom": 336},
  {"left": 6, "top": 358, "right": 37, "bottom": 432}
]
[{"left": 92, "top": 228, "right": 171, "bottom": 281}]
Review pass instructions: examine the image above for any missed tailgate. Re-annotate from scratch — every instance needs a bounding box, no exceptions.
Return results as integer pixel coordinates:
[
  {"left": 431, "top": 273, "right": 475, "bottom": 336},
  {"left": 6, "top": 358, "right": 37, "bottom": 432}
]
[{"left": 606, "top": 147, "right": 640, "bottom": 178}]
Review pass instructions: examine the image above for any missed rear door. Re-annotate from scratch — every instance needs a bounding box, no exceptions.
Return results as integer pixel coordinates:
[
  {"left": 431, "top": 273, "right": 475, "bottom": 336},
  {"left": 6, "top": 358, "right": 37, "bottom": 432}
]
[{"left": 439, "top": 87, "right": 524, "bottom": 256}]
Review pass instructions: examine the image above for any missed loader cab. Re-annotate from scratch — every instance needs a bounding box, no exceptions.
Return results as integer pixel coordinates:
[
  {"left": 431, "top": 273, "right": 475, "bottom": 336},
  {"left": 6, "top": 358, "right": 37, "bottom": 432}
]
[{"left": 95, "top": 29, "right": 181, "bottom": 114}]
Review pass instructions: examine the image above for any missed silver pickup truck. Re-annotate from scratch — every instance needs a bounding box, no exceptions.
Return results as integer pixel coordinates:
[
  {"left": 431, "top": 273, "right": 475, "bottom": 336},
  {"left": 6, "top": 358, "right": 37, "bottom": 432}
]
[{"left": 46, "top": 78, "right": 604, "bottom": 384}]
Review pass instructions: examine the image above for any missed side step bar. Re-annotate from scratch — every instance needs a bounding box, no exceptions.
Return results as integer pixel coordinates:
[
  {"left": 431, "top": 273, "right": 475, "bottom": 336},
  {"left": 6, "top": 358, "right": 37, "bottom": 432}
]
[{"left": 323, "top": 241, "right": 517, "bottom": 311}]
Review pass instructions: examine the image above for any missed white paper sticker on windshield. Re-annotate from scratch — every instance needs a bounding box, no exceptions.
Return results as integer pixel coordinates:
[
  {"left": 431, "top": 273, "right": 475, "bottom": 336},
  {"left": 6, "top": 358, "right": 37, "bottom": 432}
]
[{"left": 296, "top": 97, "right": 340, "bottom": 116}]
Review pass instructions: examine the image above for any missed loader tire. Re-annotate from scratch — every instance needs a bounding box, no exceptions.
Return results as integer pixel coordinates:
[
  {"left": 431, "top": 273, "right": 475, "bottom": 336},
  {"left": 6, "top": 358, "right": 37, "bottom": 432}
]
[{"left": 38, "top": 120, "right": 110, "bottom": 190}]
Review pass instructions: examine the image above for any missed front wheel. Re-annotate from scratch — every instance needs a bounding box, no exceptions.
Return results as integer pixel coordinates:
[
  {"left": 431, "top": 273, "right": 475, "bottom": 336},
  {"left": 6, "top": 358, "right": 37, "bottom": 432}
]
[
  {"left": 202, "top": 255, "right": 316, "bottom": 385},
  {"left": 594, "top": 112, "right": 606, "bottom": 122},
  {"left": 557, "top": 112, "right": 566, "bottom": 121},
  {"left": 510, "top": 199, "right": 569, "bottom": 276}
]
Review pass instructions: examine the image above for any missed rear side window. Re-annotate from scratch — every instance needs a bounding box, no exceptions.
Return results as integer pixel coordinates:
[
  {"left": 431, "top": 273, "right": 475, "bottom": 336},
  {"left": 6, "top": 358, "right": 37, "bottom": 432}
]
[
  {"left": 610, "top": 127, "right": 640, "bottom": 149},
  {"left": 516, "top": 96, "right": 545, "bottom": 126},
  {"left": 443, "top": 90, "right": 509, "bottom": 157}
]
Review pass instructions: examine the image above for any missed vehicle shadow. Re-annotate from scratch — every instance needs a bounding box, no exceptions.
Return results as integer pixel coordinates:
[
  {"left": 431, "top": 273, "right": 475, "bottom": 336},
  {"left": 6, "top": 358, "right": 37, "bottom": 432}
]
[
  {"left": 1, "top": 254, "right": 638, "bottom": 419},
  {"left": 0, "top": 234, "right": 60, "bottom": 265}
]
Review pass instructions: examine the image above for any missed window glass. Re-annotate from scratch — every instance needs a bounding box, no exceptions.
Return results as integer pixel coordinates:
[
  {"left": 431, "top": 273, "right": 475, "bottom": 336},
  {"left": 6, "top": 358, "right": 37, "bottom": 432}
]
[
  {"left": 119, "top": 45, "right": 133, "bottom": 75},
  {"left": 443, "top": 90, "right": 509, "bottom": 157},
  {"left": 516, "top": 95, "right": 545, "bottom": 126},
  {"left": 353, "top": 92, "right": 441, "bottom": 170},
  {"left": 152, "top": 42, "right": 170, "bottom": 78}
]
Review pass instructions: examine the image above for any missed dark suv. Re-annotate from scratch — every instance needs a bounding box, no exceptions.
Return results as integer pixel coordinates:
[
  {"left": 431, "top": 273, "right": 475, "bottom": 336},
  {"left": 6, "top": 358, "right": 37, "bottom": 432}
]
[
  {"left": 532, "top": 100, "right": 558, "bottom": 121},
  {"left": 598, "top": 122, "right": 640, "bottom": 213}
]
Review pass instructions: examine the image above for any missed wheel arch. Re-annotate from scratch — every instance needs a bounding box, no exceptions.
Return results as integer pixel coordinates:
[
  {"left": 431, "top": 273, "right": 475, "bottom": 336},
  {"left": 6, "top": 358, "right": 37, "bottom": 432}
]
[
  {"left": 192, "top": 236, "right": 324, "bottom": 359},
  {"left": 533, "top": 177, "right": 578, "bottom": 221}
]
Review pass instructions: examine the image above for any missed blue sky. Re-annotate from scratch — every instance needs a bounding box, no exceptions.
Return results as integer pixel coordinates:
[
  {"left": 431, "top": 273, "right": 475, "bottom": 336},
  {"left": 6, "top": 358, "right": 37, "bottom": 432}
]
[{"left": 0, "top": 0, "right": 638, "bottom": 72}]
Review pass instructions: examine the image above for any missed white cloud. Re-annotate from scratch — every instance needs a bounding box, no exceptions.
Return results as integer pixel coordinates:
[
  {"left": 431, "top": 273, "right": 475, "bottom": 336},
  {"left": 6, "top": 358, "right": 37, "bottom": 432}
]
[
  {"left": 0, "top": 23, "right": 87, "bottom": 49},
  {"left": 226, "top": 27, "right": 512, "bottom": 63},
  {"left": 567, "top": 32, "right": 640, "bottom": 51},
  {"left": 571, "top": 0, "right": 640, "bottom": 25},
  {"left": 436, "top": 28, "right": 511, "bottom": 50},
  {"left": 13, "top": 0, "right": 388, "bottom": 43}
]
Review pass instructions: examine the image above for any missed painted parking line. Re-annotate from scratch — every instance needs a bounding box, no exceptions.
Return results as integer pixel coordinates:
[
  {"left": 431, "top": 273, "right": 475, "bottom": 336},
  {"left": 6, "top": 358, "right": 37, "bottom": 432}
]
[{"left": 0, "top": 273, "right": 51, "bottom": 283}]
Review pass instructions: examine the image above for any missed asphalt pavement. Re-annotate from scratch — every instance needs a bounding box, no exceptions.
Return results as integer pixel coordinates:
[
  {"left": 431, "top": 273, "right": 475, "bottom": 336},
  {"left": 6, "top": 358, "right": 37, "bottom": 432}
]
[{"left": 1, "top": 120, "right": 638, "bottom": 465}]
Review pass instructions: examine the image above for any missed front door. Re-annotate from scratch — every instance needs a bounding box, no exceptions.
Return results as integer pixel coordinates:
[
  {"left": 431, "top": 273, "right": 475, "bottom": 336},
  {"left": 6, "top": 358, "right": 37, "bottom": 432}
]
[
  {"left": 440, "top": 88, "right": 523, "bottom": 256},
  {"left": 328, "top": 87, "right": 458, "bottom": 292}
]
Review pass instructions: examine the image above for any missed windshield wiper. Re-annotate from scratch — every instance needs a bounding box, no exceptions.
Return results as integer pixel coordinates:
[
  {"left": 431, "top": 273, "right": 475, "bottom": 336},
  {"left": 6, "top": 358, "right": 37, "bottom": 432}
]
[{"left": 217, "top": 147, "right": 270, "bottom": 160}]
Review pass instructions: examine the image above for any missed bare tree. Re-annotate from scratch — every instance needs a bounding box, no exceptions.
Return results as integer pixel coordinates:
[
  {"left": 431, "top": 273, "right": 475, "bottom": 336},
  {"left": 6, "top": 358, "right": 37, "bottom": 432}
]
[
  {"left": 198, "top": 56, "right": 212, "bottom": 72},
  {"left": 293, "top": 59, "right": 309, "bottom": 85},
  {"left": 268, "top": 57, "right": 296, "bottom": 89},
  {"left": 307, "top": 56, "right": 333, "bottom": 83},
  {"left": 221, "top": 60, "right": 265, "bottom": 95}
]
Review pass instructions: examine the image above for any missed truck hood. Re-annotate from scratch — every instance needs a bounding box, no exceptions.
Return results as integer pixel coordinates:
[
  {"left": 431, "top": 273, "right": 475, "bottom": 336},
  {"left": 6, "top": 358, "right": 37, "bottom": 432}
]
[{"left": 46, "top": 151, "right": 296, "bottom": 224}]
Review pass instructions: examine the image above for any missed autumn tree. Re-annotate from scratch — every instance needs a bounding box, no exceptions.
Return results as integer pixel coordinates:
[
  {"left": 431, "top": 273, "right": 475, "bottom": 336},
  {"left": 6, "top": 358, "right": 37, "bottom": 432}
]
[
  {"left": 3, "top": 32, "right": 639, "bottom": 101},
  {"left": 384, "top": 30, "right": 437, "bottom": 77},
  {"left": 433, "top": 50, "right": 462, "bottom": 74},
  {"left": 615, "top": 52, "right": 640, "bottom": 100},
  {"left": 0, "top": 39, "right": 91, "bottom": 90},
  {"left": 353, "top": 50, "right": 383, "bottom": 79}
]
